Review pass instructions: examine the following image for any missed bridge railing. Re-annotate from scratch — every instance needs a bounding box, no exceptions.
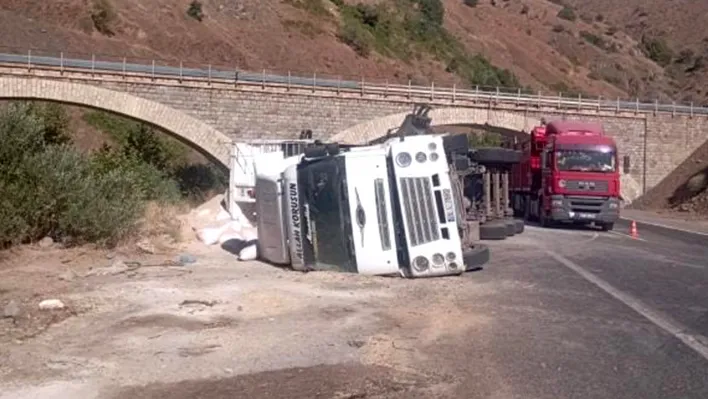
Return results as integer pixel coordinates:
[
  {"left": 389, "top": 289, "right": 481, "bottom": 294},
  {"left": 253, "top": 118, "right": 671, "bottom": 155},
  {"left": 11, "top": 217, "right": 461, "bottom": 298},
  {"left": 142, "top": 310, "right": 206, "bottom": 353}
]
[{"left": 0, "top": 46, "right": 707, "bottom": 117}]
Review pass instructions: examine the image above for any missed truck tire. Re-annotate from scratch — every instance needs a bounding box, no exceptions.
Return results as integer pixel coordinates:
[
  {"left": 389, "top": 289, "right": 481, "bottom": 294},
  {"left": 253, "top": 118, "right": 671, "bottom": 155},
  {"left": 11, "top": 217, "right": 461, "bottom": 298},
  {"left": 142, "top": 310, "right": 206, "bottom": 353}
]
[
  {"left": 504, "top": 219, "right": 516, "bottom": 236},
  {"left": 479, "top": 220, "right": 508, "bottom": 240},
  {"left": 463, "top": 244, "right": 490, "bottom": 271},
  {"left": 514, "top": 218, "right": 525, "bottom": 234},
  {"left": 599, "top": 222, "right": 614, "bottom": 231},
  {"left": 442, "top": 133, "right": 469, "bottom": 155},
  {"left": 304, "top": 145, "right": 327, "bottom": 158},
  {"left": 470, "top": 148, "right": 522, "bottom": 165}
]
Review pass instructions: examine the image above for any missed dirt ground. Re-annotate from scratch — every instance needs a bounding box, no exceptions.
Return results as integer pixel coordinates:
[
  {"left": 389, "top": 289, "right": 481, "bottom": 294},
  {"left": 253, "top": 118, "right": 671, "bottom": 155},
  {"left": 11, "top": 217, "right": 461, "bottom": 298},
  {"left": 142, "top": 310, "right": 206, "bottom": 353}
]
[
  {"left": 0, "top": 231, "right": 476, "bottom": 399},
  {"left": 630, "top": 138, "right": 708, "bottom": 219}
]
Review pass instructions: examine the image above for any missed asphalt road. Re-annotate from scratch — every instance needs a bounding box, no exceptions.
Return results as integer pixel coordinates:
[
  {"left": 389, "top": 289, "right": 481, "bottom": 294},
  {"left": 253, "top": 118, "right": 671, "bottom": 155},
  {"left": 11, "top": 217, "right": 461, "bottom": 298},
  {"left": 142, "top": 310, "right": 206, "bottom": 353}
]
[{"left": 105, "top": 222, "right": 708, "bottom": 399}]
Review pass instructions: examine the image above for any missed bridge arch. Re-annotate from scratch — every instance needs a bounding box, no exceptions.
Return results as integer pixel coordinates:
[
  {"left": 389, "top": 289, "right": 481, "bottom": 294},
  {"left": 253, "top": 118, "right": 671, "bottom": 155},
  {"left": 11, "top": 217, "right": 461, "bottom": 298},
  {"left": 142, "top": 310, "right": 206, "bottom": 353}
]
[
  {"left": 331, "top": 107, "right": 541, "bottom": 144},
  {"left": 0, "top": 77, "right": 231, "bottom": 167}
]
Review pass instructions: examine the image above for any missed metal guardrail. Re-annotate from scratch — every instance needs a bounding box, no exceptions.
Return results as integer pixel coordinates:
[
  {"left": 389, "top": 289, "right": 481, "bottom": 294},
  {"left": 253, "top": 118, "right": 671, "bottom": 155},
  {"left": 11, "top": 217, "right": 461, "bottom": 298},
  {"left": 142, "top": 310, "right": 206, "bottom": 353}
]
[{"left": 0, "top": 50, "right": 707, "bottom": 116}]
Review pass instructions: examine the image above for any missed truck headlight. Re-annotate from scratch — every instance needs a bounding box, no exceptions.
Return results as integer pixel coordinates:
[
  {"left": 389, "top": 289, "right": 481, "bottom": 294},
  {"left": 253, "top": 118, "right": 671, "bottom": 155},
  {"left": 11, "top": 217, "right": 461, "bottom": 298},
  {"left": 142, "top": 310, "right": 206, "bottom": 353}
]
[
  {"left": 430, "top": 152, "right": 439, "bottom": 161},
  {"left": 428, "top": 142, "right": 437, "bottom": 151},
  {"left": 552, "top": 199, "right": 563, "bottom": 207},
  {"left": 412, "top": 256, "right": 429, "bottom": 272},
  {"left": 609, "top": 202, "right": 618, "bottom": 209},
  {"left": 446, "top": 251, "right": 456, "bottom": 261},
  {"left": 432, "top": 253, "right": 444, "bottom": 265},
  {"left": 415, "top": 152, "right": 427, "bottom": 163},
  {"left": 558, "top": 179, "right": 567, "bottom": 188},
  {"left": 396, "top": 152, "right": 412, "bottom": 167}
]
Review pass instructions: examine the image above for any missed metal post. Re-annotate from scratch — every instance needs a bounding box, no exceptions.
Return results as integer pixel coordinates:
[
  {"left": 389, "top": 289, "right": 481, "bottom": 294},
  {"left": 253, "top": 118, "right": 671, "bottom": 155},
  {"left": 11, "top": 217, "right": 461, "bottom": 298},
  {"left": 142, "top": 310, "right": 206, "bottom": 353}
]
[
  {"left": 337, "top": 76, "right": 340, "bottom": 95},
  {"left": 577, "top": 93, "right": 581, "bottom": 110},
  {"left": 690, "top": 102, "right": 694, "bottom": 118},
  {"left": 654, "top": 99, "right": 658, "bottom": 115},
  {"left": 430, "top": 81, "right": 434, "bottom": 100},
  {"left": 228, "top": 143, "right": 238, "bottom": 220},
  {"left": 27, "top": 49, "right": 31, "bottom": 71},
  {"left": 92, "top": 54, "right": 96, "bottom": 76},
  {"left": 179, "top": 61, "right": 183, "bottom": 82},
  {"left": 474, "top": 85, "right": 479, "bottom": 104},
  {"left": 408, "top": 80, "right": 412, "bottom": 99},
  {"left": 452, "top": 83, "right": 456, "bottom": 103},
  {"left": 537, "top": 91, "right": 541, "bottom": 108},
  {"left": 597, "top": 96, "right": 601, "bottom": 111},
  {"left": 385, "top": 80, "right": 389, "bottom": 97},
  {"left": 122, "top": 57, "right": 126, "bottom": 78},
  {"left": 502, "top": 171, "right": 510, "bottom": 217},
  {"left": 60, "top": 52, "right": 64, "bottom": 74},
  {"left": 312, "top": 72, "right": 316, "bottom": 92},
  {"left": 287, "top": 71, "right": 291, "bottom": 90},
  {"left": 635, "top": 98, "right": 639, "bottom": 113},
  {"left": 672, "top": 102, "right": 676, "bottom": 117},
  {"left": 360, "top": 76, "right": 364, "bottom": 96},
  {"left": 517, "top": 88, "right": 521, "bottom": 106},
  {"left": 492, "top": 171, "right": 501, "bottom": 218},
  {"left": 151, "top": 60, "right": 155, "bottom": 80},
  {"left": 495, "top": 86, "right": 500, "bottom": 103},
  {"left": 484, "top": 171, "right": 492, "bottom": 219},
  {"left": 262, "top": 69, "right": 266, "bottom": 89},
  {"left": 616, "top": 97, "right": 620, "bottom": 112},
  {"left": 208, "top": 64, "right": 212, "bottom": 84}
]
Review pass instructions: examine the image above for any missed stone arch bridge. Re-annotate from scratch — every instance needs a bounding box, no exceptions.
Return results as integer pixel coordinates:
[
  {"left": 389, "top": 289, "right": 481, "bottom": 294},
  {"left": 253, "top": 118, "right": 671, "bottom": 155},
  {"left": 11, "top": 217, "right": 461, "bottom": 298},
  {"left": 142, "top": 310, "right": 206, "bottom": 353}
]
[{"left": 1, "top": 59, "right": 708, "bottom": 199}]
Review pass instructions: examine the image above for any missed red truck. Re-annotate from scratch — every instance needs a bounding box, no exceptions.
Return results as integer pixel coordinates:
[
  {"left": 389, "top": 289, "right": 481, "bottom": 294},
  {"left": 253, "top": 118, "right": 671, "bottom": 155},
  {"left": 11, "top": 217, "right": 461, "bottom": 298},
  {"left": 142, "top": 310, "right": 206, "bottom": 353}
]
[{"left": 508, "top": 119, "right": 621, "bottom": 231}]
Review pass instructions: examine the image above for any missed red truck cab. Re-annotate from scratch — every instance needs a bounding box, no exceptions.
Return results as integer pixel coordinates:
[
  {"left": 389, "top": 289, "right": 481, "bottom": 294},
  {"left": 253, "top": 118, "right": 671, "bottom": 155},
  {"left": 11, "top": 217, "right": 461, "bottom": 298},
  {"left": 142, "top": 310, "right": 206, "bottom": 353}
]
[{"left": 509, "top": 120, "right": 621, "bottom": 230}]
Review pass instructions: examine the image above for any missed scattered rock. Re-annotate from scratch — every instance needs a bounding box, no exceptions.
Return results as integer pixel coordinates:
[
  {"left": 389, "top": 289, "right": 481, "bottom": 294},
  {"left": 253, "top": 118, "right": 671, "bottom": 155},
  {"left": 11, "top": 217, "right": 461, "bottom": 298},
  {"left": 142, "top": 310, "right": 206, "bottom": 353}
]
[
  {"left": 38, "top": 236, "right": 54, "bottom": 248},
  {"left": 3, "top": 300, "right": 20, "bottom": 318},
  {"left": 58, "top": 269, "right": 78, "bottom": 282},
  {"left": 136, "top": 240, "right": 156, "bottom": 254},
  {"left": 347, "top": 340, "right": 366, "bottom": 348},
  {"left": 38, "top": 299, "right": 65, "bottom": 310},
  {"left": 180, "top": 299, "right": 217, "bottom": 307},
  {"left": 178, "top": 254, "right": 197, "bottom": 264}
]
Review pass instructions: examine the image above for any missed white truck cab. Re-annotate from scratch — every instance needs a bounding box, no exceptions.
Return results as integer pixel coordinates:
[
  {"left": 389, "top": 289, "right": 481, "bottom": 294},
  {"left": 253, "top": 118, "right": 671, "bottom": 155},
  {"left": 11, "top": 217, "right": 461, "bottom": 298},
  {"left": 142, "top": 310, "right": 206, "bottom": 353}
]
[{"left": 254, "top": 133, "right": 465, "bottom": 278}]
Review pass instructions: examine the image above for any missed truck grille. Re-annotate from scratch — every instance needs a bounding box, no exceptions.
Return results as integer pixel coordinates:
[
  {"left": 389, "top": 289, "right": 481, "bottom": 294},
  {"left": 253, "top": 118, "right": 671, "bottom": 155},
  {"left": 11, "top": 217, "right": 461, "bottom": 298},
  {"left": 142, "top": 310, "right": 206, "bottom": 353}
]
[
  {"left": 564, "top": 180, "right": 609, "bottom": 192},
  {"left": 399, "top": 177, "right": 439, "bottom": 246},
  {"left": 374, "top": 179, "right": 391, "bottom": 251},
  {"left": 567, "top": 195, "right": 606, "bottom": 213}
]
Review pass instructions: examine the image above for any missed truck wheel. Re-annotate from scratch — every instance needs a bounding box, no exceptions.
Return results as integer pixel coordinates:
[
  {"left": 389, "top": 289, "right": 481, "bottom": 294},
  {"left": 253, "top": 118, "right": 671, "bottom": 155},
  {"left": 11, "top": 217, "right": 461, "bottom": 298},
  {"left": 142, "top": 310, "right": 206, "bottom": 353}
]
[
  {"left": 470, "top": 148, "right": 522, "bottom": 165},
  {"left": 514, "top": 218, "right": 525, "bottom": 234},
  {"left": 599, "top": 222, "right": 614, "bottom": 231},
  {"left": 463, "top": 244, "right": 490, "bottom": 272},
  {"left": 304, "top": 145, "right": 327, "bottom": 158},
  {"left": 504, "top": 219, "right": 516, "bottom": 236},
  {"left": 326, "top": 143, "right": 340, "bottom": 156},
  {"left": 479, "top": 220, "right": 507, "bottom": 240}
]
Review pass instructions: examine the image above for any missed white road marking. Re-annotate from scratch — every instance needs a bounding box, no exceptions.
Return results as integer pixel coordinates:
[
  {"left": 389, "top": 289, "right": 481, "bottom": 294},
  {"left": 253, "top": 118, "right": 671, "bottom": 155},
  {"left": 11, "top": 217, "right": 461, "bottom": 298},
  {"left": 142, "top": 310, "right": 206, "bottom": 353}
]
[
  {"left": 608, "top": 230, "right": 648, "bottom": 242},
  {"left": 545, "top": 249, "right": 708, "bottom": 362},
  {"left": 620, "top": 217, "right": 708, "bottom": 237}
]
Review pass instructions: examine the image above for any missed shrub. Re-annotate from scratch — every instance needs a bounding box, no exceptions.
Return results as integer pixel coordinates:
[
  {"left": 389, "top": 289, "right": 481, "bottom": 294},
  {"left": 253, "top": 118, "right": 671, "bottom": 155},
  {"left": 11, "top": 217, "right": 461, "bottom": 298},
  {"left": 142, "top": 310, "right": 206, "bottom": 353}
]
[
  {"left": 90, "top": 0, "right": 116, "bottom": 36},
  {"left": 187, "top": 0, "right": 204, "bottom": 21},
  {"left": 640, "top": 35, "right": 673, "bottom": 66},
  {"left": 557, "top": 6, "right": 576, "bottom": 22},
  {"left": 468, "top": 132, "right": 503, "bottom": 147},
  {"left": 0, "top": 103, "right": 202, "bottom": 248},
  {"left": 463, "top": 0, "right": 479, "bottom": 7}
]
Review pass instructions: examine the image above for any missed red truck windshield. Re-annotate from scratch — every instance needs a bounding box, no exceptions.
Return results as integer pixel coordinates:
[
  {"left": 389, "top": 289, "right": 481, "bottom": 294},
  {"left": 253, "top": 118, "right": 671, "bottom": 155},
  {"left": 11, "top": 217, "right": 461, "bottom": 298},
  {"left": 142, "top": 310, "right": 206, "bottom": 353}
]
[{"left": 555, "top": 146, "right": 616, "bottom": 173}]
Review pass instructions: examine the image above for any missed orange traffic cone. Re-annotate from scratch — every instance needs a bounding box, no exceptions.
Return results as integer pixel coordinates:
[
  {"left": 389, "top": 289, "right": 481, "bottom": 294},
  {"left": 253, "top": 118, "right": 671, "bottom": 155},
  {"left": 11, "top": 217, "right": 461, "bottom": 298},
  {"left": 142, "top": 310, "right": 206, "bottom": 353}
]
[{"left": 630, "top": 220, "right": 638, "bottom": 239}]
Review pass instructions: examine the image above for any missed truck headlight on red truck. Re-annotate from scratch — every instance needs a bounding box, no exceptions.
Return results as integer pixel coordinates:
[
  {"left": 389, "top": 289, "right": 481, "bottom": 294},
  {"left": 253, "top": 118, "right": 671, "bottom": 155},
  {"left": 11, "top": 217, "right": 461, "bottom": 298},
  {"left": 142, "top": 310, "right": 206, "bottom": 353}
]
[{"left": 558, "top": 179, "right": 567, "bottom": 188}]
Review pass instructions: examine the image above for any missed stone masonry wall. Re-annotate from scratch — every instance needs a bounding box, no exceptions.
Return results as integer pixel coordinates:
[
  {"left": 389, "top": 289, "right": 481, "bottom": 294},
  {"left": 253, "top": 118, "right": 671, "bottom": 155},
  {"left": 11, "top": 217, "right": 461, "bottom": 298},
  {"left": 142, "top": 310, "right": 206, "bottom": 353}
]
[{"left": 1, "top": 70, "right": 707, "bottom": 200}]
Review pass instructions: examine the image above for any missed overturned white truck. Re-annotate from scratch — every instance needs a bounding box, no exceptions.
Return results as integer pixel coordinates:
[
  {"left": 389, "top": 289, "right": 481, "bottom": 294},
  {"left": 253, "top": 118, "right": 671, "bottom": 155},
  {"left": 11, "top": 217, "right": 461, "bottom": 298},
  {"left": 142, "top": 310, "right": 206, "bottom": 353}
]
[{"left": 253, "top": 106, "right": 490, "bottom": 278}]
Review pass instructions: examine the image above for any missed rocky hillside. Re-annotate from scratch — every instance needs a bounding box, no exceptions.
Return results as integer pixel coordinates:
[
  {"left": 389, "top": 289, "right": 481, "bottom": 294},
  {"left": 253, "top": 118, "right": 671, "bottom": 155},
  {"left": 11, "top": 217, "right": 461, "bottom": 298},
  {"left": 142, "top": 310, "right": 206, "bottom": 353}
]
[{"left": 0, "top": 0, "right": 701, "bottom": 102}]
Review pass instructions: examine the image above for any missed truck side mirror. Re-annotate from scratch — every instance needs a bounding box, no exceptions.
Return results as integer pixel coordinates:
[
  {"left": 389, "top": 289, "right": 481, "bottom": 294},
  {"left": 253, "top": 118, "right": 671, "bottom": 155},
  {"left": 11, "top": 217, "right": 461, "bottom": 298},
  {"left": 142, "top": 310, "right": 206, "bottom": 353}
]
[{"left": 623, "top": 155, "right": 630, "bottom": 174}]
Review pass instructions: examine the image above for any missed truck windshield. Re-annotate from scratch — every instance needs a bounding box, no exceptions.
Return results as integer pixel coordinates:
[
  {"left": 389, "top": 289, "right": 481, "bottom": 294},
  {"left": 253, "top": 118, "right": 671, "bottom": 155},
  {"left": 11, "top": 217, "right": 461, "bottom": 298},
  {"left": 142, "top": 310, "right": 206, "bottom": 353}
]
[
  {"left": 298, "top": 157, "right": 356, "bottom": 272},
  {"left": 555, "top": 148, "right": 616, "bottom": 172}
]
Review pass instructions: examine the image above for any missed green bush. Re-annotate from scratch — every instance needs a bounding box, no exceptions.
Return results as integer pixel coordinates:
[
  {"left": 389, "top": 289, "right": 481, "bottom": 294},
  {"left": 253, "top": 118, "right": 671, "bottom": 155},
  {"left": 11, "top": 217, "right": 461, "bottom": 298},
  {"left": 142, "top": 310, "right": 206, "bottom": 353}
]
[
  {"left": 557, "top": 6, "right": 576, "bottom": 21},
  {"left": 640, "top": 35, "right": 674, "bottom": 66},
  {"left": 0, "top": 102, "right": 222, "bottom": 248},
  {"left": 187, "top": 0, "right": 204, "bottom": 21},
  {"left": 91, "top": 0, "right": 116, "bottom": 36}
]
